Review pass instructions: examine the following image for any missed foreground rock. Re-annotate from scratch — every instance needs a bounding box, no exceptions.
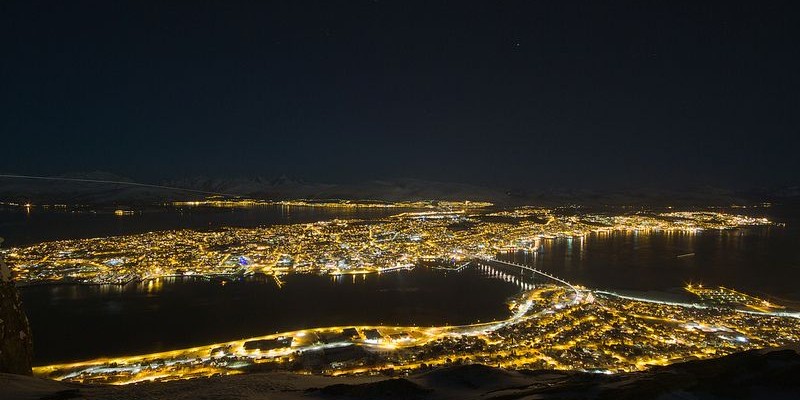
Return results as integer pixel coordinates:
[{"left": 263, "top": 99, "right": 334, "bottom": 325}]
[
  {"left": 2, "top": 347, "right": 800, "bottom": 400},
  {"left": 0, "top": 239, "right": 34, "bottom": 375}
]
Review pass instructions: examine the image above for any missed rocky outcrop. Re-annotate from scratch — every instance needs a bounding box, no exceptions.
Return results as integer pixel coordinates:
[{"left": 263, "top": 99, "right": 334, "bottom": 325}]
[{"left": 0, "top": 243, "right": 33, "bottom": 375}]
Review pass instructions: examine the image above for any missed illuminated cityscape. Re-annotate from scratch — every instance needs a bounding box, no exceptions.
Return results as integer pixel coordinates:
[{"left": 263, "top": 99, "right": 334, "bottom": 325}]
[
  {"left": 28, "top": 264, "right": 800, "bottom": 385},
  {"left": 2, "top": 1, "right": 799, "bottom": 398},
  {"left": 4, "top": 203, "right": 796, "bottom": 385},
  {"left": 5, "top": 205, "right": 770, "bottom": 286}
]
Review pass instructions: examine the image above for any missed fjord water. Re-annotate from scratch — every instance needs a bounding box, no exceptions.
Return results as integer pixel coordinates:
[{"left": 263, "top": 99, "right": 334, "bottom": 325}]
[
  {"left": 502, "top": 225, "right": 800, "bottom": 304},
  {"left": 4, "top": 204, "right": 800, "bottom": 364},
  {"left": 21, "top": 269, "right": 518, "bottom": 364},
  {"left": 0, "top": 205, "right": 409, "bottom": 247}
]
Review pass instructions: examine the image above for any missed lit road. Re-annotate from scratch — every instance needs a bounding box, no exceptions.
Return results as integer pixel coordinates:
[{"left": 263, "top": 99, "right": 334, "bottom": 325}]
[{"left": 596, "top": 290, "right": 800, "bottom": 320}]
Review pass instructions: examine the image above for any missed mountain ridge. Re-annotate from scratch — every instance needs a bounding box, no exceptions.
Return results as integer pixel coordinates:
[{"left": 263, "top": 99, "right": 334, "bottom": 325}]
[{"left": 1, "top": 172, "right": 798, "bottom": 206}]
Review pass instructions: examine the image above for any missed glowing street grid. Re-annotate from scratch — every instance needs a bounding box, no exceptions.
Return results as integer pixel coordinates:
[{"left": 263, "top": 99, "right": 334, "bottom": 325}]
[{"left": 5, "top": 204, "right": 796, "bottom": 384}]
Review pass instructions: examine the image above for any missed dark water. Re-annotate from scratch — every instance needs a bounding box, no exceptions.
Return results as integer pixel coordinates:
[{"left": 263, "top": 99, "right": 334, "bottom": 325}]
[
  {"left": 0, "top": 205, "right": 408, "bottom": 247},
  {"left": 6, "top": 204, "right": 800, "bottom": 364},
  {"left": 501, "top": 226, "right": 800, "bottom": 302},
  {"left": 21, "top": 269, "right": 519, "bottom": 364}
]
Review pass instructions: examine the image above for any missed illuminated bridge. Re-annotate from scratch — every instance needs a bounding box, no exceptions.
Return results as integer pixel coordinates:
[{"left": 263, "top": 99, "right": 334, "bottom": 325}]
[{"left": 477, "top": 257, "right": 581, "bottom": 304}]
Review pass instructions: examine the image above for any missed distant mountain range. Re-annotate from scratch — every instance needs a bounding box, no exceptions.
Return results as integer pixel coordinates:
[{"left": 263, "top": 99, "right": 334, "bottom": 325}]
[
  {"left": 0, "top": 171, "right": 798, "bottom": 206},
  {"left": 0, "top": 172, "right": 506, "bottom": 205}
]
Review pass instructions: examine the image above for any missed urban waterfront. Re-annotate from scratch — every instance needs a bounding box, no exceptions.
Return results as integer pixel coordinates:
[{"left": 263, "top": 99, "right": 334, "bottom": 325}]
[
  {"left": 2, "top": 202, "right": 799, "bottom": 384},
  {"left": 4, "top": 2, "right": 798, "bottom": 397},
  {"left": 5, "top": 203, "right": 798, "bottom": 298}
]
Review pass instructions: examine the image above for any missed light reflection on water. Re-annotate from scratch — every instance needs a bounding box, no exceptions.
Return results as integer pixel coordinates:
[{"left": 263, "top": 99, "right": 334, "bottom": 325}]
[
  {"left": 499, "top": 227, "right": 800, "bottom": 302},
  {"left": 21, "top": 268, "right": 519, "bottom": 364},
  {"left": 8, "top": 205, "right": 800, "bottom": 364}
]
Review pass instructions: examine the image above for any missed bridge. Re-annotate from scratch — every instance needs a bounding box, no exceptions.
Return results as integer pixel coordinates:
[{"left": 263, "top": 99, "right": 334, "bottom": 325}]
[
  {"left": 476, "top": 257, "right": 581, "bottom": 304},
  {"left": 474, "top": 263, "right": 535, "bottom": 290}
]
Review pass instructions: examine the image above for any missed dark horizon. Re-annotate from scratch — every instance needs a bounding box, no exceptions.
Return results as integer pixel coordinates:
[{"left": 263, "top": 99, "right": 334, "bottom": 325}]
[{"left": 2, "top": 1, "right": 799, "bottom": 190}]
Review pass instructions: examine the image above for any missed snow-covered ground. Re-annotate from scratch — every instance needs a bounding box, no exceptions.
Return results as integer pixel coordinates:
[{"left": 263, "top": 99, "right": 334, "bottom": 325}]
[{"left": 4, "top": 346, "right": 800, "bottom": 400}]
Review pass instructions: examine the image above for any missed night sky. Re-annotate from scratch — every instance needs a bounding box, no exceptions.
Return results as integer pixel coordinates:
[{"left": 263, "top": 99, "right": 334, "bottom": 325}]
[{"left": 1, "top": 1, "right": 798, "bottom": 189}]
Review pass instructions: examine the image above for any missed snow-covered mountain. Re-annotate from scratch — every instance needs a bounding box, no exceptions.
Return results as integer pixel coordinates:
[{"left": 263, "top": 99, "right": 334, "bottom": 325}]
[{"left": 1, "top": 172, "right": 795, "bottom": 206}]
